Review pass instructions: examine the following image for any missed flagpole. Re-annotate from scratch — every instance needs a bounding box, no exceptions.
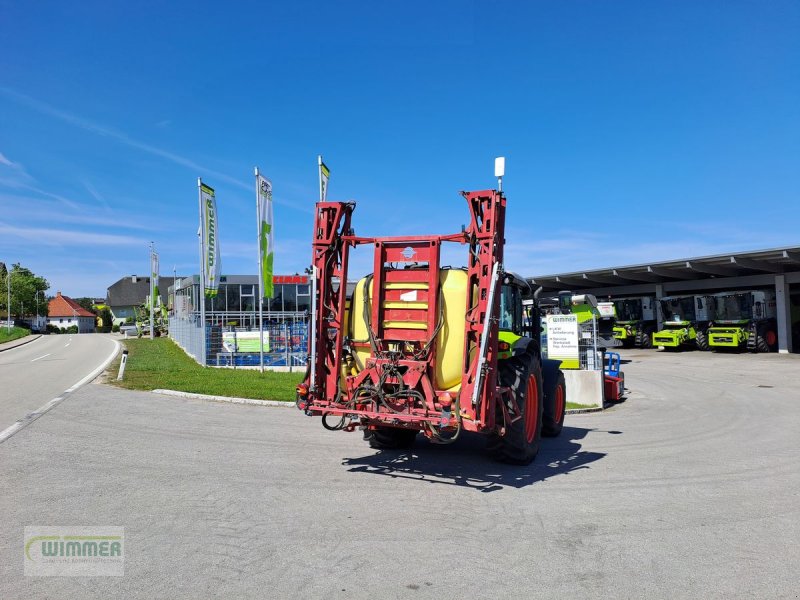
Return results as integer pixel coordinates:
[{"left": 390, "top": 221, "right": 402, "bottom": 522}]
[
  {"left": 255, "top": 166, "right": 264, "bottom": 373},
  {"left": 318, "top": 155, "right": 323, "bottom": 202},
  {"left": 197, "top": 178, "right": 207, "bottom": 364},
  {"left": 150, "top": 242, "right": 155, "bottom": 340}
]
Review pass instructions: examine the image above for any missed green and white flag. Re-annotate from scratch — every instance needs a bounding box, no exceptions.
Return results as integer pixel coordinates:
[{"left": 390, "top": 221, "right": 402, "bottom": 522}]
[
  {"left": 318, "top": 155, "right": 330, "bottom": 202},
  {"left": 200, "top": 182, "right": 221, "bottom": 297},
  {"left": 256, "top": 173, "right": 274, "bottom": 298}
]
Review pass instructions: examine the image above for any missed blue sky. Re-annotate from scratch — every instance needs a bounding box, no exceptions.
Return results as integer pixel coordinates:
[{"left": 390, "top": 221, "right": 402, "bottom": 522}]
[{"left": 1, "top": 0, "right": 798, "bottom": 297}]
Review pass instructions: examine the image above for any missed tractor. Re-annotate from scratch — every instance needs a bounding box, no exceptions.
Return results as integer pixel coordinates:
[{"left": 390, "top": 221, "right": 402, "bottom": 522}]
[
  {"left": 296, "top": 167, "right": 566, "bottom": 464},
  {"left": 652, "top": 295, "right": 715, "bottom": 350},
  {"left": 707, "top": 290, "right": 778, "bottom": 352}
]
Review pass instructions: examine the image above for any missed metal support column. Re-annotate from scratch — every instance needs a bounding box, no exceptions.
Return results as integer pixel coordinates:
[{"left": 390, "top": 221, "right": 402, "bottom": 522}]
[
  {"left": 775, "top": 274, "right": 792, "bottom": 353},
  {"left": 655, "top": 283, "right": 665, "bottom": 331}
]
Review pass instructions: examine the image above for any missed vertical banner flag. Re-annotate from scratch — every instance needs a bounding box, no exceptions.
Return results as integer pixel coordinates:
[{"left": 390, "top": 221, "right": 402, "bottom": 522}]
[
  {"left": 318, "top": 155, "right": 330, "bottom": 202},
  {"left": 256, "top": 173, "right": 274, "bottom": 298},
  {"left": 200, "top": 182, "right": 221, "bottom": 297}
]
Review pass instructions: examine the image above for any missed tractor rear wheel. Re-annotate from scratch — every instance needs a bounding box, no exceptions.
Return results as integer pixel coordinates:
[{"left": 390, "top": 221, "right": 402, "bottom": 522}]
[
  {"left": 695, "top": 328, "right": 709, "bottom": 351},
  {"left": 487, "top": 354, "right": 543, "bottom": 465},
  {"left": 364, "top": 427, "right": 418, "bottom": 450},
  {"left": 542, "top": 370, "right": 566, "bottom": 438}
]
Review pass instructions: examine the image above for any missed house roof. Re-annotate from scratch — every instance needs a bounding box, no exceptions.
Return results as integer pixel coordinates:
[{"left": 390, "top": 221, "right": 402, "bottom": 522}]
[
  {"left": 106, "top": 275, "right": 176, "bottom": 307},
  {"left": 48, "top": 292, "right": 95, "bottom": 318}
]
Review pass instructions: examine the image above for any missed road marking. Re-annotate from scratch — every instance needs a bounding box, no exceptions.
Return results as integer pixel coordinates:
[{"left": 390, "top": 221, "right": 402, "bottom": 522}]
[
  {"left": 65, "top": 342, "right": 71, "bottom": 347},
  {"left": 0, "top": 339, "right": 121, "bottom": 444},
  {"left": 31, "top": 353, "right": 51, "bottom": 362}
]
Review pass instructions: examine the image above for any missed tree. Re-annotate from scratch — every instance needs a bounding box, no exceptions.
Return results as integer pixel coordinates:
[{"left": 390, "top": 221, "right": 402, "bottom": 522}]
[
  {"left": 1, "top": 264, "right": 49, "bottom": 319},
  {"left": 74, "top": 297, "right": 98, "bottom": 314}
]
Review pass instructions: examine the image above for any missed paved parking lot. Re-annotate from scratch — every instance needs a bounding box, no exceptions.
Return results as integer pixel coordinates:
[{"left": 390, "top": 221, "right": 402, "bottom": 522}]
[{"left": 1, "top": 349, "right": 798, "bottom": 599}]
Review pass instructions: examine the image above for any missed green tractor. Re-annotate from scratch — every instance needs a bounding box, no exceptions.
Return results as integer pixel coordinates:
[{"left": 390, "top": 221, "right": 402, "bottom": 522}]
[
  {"left": 652, "top": 295, "right": 715, "bottom": 350},
  {"left": 707, "top": 290, "right": 778, "bottom": 352},
  {"left": 604, "top": 296, "right": 657, "bottom": 349}
]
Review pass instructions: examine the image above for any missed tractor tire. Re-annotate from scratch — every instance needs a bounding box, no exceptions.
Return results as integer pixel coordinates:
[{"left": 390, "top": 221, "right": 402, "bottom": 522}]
[
  {"left": 364, "top": 427, "right": 418, "bottom": 450},
  {"left": 542, "top": 370, "right": 566, "bottom": 438},
  {"left": 487, "top": 353, "right": 543, "bottom": 465},
  {"left": 695, "top": 328, "right": 710, "bottom": 351},
  {"left": 638, "top": 326, "right": 653, "bottom": 349},
  {"left": 755, "top": 323, "right": 778, "bottom": 353}
]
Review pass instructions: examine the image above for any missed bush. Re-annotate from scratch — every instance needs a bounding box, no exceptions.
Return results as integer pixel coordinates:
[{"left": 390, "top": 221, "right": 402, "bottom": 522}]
[
  {"left": 112, "top": 324, "right": 120, "bottom": 333},
  {"left": 66, "top": 325, "right": 78, "bottom": 334},
  {"left": 46, "top": 325, "right": 62, "bottom": 334}
]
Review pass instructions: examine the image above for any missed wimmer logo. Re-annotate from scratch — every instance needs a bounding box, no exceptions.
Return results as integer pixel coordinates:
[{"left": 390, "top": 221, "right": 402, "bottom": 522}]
[{"left": 24, "top": 527, "right": 124, "bottom": 576}]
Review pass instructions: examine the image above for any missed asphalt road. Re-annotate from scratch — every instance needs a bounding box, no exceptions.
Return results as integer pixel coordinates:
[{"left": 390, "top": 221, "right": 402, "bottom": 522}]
[
  {"left": 1, "top": 349, "right": 798, "bottom": 598},
  {"left": 0, "top": 333, "right": 118, "bottom": 435}
]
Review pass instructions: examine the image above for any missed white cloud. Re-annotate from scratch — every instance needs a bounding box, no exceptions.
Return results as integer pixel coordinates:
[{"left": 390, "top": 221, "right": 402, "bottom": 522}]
[{"left": 0, "top": 222, "right": 147, "bottom": 247}]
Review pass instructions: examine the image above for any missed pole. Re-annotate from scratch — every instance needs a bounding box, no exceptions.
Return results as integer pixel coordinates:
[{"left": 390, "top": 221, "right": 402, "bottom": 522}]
[
  {"left": 150, "top": 242, "right": 155, "bottom": 340},
  {"left": 6, "top": 268, "right": 10, "bottom": 333},
  {"left": 198, "top": 178, "right": 207, "bottom": 364},
  {"left": 255, "top": 166, "right": 264, "bottom": 373},
  {"left": 285, "top": 320, "right": 290, "bottom": 372}
]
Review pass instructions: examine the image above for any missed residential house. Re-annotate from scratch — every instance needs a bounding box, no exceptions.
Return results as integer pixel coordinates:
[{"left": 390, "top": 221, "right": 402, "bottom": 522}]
[
  {"left": 106, "top": 275, "right": 175, "bottom": 326},
  {"left": 47, "top": 292, "right": 96, "bottom": 333}
]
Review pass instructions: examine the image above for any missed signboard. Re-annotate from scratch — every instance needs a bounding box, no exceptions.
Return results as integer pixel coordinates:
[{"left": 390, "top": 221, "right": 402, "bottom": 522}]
[
  {"left": 222, "top": 331, "right": 270, "bottom": 353},
  {"left": 597, "top": 302, "right": 616, "bottom": 318},
  {"left": 273, "top": 275, "right": 308, "bottom": 285},
  {"left": 546, "top": 314, "right": 579, "bottom": 369}
]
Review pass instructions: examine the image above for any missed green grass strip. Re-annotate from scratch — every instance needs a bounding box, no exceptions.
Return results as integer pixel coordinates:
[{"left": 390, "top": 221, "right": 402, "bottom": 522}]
[
  {"left": 108, "top": 337, "right": 303, "bottom": 402},
  {"left": 0, "top": 326, "right": 31, "bottom": 344}
]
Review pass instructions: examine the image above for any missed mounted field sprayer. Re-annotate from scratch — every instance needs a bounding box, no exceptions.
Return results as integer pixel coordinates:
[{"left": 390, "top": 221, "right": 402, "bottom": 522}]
[
  {"left": 652, "top": 295, "right": 715, "bottom": 350},
  {"left": 296, "top": 160, "right": 567, "bottom": 464},
  {"left": 707, "top": 290, "right": 778, "bottom": 352},
  {"left": 607, "top": 296, "right": 657, "bottom": 349}
]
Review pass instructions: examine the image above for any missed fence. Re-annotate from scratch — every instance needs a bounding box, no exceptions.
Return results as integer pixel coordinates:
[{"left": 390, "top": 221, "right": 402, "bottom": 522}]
[{"left": 169, "top": 311, "right": 308, "bottom": 368}]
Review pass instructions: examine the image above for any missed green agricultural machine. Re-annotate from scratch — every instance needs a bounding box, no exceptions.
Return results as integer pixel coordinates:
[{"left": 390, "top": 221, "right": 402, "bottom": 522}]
[
  {"left": 652, "top": 295, "right": 715, "bottom": 350},
  {"left": 707, "top": 290, "right": 777, "bottom": 352},
  {"left": 604, "top": 296, "right": 657, "bottom": 349}
]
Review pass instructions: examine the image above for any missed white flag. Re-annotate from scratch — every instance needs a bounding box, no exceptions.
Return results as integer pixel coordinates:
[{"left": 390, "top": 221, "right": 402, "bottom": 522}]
[
  {"left": 200, "top": 182, "right": 221, "bottom": 297},
  {"left": 256, "top": 173, "right": 274, "bottom": 298},
  {"left": 318, "top": 155, "right": 330, "bottom": 202}
]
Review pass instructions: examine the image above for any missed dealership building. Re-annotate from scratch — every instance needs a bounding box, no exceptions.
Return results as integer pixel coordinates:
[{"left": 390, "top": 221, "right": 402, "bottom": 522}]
[{"left": 528, "top": 245, "right": 800, "bottom": 353}]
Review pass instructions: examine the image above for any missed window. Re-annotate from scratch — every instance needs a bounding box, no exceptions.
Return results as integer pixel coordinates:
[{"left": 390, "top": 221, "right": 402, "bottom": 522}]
[
  {"left": 296, "top": 284, "right": 310, "bottom": 311},
  {"left": 499, "top": 285, "right": 522, "bottom": 334},
  {"left": 240, "top": 284, "right": 255, "bottom": 312},
  {"left": 283, "top": 285, "right": 297, "bottom": 312}
]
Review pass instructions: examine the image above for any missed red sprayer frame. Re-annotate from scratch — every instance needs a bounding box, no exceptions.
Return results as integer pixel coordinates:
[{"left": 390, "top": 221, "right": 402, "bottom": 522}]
[{"left": 298, "top": 190, "right": 511, "bottom": 438}]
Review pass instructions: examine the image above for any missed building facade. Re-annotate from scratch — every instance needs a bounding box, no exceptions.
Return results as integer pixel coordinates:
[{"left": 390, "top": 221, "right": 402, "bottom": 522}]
[{"left": 47, "top": 292, "right": 95, "bottom": 333}]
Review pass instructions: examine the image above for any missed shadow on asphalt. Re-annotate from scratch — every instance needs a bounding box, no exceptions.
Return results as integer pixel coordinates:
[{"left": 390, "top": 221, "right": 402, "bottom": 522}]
[{"left": 341, "top": 425, "right": 610, "bottom": 493}]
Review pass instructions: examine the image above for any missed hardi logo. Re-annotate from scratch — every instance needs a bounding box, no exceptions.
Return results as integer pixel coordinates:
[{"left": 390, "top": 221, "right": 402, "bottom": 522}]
[
  {"left": 401, "top": 246, "right": 416, "bottom": 260},
  {"left": 24, "top": 527, "right": 124, "bottom": 576}
]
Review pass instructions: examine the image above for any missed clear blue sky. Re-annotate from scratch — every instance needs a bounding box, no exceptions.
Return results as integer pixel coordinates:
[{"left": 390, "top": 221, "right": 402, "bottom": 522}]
[{"left": 1, "top": 0, "right": 798, "bottom": 297}]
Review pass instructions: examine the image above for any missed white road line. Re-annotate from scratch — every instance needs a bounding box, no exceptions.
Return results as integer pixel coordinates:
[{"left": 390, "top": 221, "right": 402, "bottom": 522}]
[
  {"left": 0, "top": 339, "right": 121, "bottom": 444},
  {"left": 31, "top": 353, "right": 51, "bottom": 362},
  {"left": 65, "top": 343, "right": 71, "bottom": 347}
]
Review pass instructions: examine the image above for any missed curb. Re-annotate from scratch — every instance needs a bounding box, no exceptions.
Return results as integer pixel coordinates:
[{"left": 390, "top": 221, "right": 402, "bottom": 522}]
[
  {"left": 565, "top": 407, "right": 604, "bottom": 415},
  {"left": 151, "top": 389, "right": 294, "bottom": 408},
  {"left": 0, "top": 334, "right": 42, "bottom": 353}
]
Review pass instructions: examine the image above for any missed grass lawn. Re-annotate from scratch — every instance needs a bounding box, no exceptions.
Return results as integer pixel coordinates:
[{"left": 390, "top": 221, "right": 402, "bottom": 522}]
[
  {"left": 566, "top": 402, "right": 597, "bottom": 410},
  {"left": 108, "top": 337, "right": 304, "bottom": 402},
  {"left": 0, "top": 326, "right": 31, "bottom": 344}
]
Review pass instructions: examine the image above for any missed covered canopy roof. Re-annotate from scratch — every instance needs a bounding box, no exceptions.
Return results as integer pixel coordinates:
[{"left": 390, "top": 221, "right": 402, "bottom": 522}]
[{"left": 529, "top": 246, "right": 800, "bottom": 291}]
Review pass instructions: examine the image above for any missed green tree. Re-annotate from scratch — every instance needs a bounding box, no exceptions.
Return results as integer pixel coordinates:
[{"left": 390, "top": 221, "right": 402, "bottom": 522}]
[
  {"left": 1, "top": 264, "right": 49, "bottom": 319},
  {"left": 74, "top": 297, "right": 98, "bottom": 314}
]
